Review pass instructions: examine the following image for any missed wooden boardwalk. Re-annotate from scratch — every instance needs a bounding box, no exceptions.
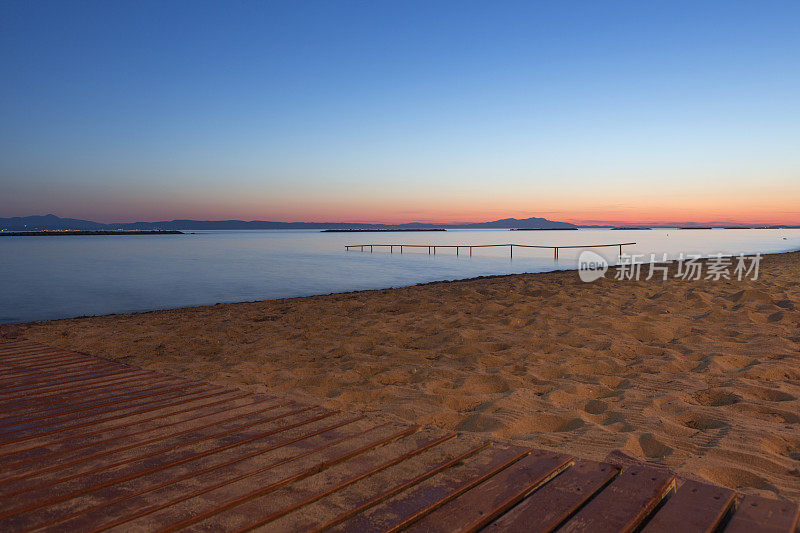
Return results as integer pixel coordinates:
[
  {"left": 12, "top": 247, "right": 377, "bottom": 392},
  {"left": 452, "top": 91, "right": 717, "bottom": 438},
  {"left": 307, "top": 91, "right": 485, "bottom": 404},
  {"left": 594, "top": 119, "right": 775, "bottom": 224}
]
[{"left": 0, "top": 339, "right": 797, "bottom": 532}]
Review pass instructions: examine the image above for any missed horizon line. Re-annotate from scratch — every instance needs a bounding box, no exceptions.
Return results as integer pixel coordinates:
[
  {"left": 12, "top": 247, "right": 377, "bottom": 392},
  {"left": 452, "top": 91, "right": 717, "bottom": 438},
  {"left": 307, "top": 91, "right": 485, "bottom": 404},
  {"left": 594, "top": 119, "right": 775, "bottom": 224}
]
[{"left": 5, "top": 213, "right": 800, "bottom": 228}]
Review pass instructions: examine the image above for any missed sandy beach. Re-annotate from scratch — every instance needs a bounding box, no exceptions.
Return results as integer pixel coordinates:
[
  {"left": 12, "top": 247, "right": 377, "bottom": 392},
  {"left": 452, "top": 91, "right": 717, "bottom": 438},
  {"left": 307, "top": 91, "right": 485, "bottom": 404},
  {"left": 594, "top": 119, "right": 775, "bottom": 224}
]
[{"left": 10, "top": 251, "right": 800, "bottom": 501}]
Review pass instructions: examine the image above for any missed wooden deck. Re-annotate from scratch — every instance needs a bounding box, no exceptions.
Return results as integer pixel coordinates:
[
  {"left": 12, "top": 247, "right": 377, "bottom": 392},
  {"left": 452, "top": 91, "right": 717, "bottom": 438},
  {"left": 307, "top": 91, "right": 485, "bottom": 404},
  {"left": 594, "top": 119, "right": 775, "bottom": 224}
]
[{"left": 0, "top": 339, "right": 797, "bottom": 532}]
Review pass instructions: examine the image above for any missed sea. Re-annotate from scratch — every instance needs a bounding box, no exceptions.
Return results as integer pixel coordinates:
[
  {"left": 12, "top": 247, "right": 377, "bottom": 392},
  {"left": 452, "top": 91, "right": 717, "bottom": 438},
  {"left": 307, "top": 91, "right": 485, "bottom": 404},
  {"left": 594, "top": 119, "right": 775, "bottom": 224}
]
[{"left": 1, "top": 228, "right": 799, "bottom": 324}]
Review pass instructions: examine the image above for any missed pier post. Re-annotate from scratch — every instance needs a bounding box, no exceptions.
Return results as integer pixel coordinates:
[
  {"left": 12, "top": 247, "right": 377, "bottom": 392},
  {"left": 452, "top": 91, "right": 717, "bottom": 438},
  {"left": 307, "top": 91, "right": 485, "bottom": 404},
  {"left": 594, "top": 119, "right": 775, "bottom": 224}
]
[
  {"left": 456, "top": 246, "right": 459, "bottom": 256},
  {"left": 510, "top": 244, "right": 513, "bottom": 259},
  {"left": 401, "top": 246, "right": 403, "bottom": 254},
  {"left": 470, "top": 246, "right": 472, "bottom": 257}
]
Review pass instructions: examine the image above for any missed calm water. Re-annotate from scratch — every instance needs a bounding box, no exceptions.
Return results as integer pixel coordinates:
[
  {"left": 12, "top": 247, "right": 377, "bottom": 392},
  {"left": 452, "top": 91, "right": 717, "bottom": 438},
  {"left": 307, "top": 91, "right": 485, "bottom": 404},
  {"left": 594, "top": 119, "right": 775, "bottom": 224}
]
[{"left": 2, "top": 228, "right": 799, "bottom": 324}]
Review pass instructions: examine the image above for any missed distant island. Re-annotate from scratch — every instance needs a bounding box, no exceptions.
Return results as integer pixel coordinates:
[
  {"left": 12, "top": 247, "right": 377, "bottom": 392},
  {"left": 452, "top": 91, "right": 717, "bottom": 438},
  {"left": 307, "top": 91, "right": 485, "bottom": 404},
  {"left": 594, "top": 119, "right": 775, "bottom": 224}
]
[
  {"left": 509, "top": 227, "right": 577, "bottom": 231},
  {"left": 0, "top": 230, "right": 183, "bottom": 237},
  {"left": 321, "top": 228, "right": 446, "bottom": 232}
]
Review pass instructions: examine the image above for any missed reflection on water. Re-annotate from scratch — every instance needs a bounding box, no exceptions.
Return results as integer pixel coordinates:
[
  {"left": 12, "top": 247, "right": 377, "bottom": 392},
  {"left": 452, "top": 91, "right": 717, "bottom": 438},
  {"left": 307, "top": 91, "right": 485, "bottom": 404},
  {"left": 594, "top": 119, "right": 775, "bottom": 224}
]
[{"left": 1, "top": 228, "right": 798, "bottom": 324}]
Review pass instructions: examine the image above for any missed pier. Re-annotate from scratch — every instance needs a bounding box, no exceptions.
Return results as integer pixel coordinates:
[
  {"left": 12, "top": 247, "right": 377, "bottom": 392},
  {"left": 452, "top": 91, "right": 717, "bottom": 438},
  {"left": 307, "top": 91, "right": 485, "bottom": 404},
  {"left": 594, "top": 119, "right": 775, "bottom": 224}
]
[{"left": 345, "top": 242, "right": 636, "bottom": 259}]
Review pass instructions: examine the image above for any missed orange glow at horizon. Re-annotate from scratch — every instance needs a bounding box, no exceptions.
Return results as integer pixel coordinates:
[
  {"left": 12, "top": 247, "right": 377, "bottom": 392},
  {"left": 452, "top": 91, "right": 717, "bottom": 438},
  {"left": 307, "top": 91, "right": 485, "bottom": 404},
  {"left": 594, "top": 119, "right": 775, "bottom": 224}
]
[
  {"left": 83, "top": 200, "right": 800, "bottom": 227},
  {"left": 21, "top": 169, "right": 800, "bottom": 227}
]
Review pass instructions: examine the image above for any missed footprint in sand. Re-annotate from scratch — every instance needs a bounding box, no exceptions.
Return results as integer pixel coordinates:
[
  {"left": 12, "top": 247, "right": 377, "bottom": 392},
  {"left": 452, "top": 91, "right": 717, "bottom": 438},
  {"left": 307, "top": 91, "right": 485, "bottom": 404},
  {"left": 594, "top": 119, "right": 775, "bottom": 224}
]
[
  {"left": 698, "top": 466, "right": 775, "bottom": 492},
  {"left": 741, "top": 385, "right": 796, "bottom": 403},
  {"left": 461, "top": 374, "right": 510, "bottom": 394},
  {"left": 501, "top": 413, "right": 586, "bottom": 434},
  {"left": 692, "top": 389, "right": 741, "bottom": 407},
  {"left": 679, "top": 413, "right": 729, "bottom": 430},
  {"left": 767, "top": 311, "right": 784, "bottom": 322},
  {"left": 624, "top": 433, "right": 673, "bottom": 459},
  {"left": 455, "top": 413, "right": 503, "bottom": 433},
  {"left": 583, "top": 399, "right": 608, "bottom": 415}
]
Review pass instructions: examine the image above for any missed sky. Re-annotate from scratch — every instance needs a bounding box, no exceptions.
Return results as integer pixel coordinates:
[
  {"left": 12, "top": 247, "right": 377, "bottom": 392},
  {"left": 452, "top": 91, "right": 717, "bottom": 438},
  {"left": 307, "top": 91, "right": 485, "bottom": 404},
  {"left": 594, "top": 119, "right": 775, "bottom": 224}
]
[{"left": 1, "top": 1, "right": 799, "bottom": 225}]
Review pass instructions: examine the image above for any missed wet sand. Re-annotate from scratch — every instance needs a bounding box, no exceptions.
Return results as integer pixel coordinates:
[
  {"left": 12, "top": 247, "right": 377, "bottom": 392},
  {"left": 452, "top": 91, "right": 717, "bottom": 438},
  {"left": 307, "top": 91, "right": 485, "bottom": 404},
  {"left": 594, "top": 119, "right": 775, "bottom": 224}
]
[{"left": 11, "top": 251, "right": 800, "bottom": 500}]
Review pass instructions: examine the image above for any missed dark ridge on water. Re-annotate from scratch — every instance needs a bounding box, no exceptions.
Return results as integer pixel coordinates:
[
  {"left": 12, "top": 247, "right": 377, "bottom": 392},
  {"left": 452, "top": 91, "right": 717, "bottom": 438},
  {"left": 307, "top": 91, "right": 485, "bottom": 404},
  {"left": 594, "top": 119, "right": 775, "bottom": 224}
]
[
  {"left": 680, "top": 226, "right": 714, "bottom": 230},
  {"left": 321, "top": 228, "right": 446, "bottom": 232},
  {"left": 611, "top": 227, "right": 652, "bottom": 230},
  {"left": 509, "top": 227, "right": 578, "bottom": 231},
  {"left": 0, "top": 230, "right": 184, "bottom": 236}
]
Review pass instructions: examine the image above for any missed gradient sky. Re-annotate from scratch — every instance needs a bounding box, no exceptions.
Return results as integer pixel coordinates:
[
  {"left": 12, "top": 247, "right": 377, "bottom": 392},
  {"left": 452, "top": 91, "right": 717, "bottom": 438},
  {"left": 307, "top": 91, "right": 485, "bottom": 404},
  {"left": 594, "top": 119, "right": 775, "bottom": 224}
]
[{"left": 1, "top": 1, "right": 799, "bottom": 225}]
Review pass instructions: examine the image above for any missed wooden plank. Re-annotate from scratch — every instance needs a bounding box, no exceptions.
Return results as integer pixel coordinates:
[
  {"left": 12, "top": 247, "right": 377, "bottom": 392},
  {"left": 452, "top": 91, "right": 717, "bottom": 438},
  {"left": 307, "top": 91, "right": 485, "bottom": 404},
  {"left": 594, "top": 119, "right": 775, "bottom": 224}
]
[
  {"left": 0, "top": 368, "right": 135, "bottom": 397},
  {"left": 0, "top": 370, "right": 157, "bottom": 404},
  {"left": 0, "top": 383, "right": 215, "bottom": 439},
  {"left": 8, "top": 416, "right": 377, "bottom": 531},
  {"left": 0, "top": 350, "right": 92, "bottom": 366},
  {"left": 0, "top": 397, "right": 289, "bottom": 482},
  {"left": 485, "top": 459, "right": 618, "bottom": 532},
  {"left": 256, "top": 435, "right": 485, "bottom": 532},
  {"left": 0, "top": 367, "right": 161, "bottom": 397},
  {"left": 43, "top": 418, "right": 385, "bottom": 531},
  {"left": 0, "top": 346, "right": 74, "bottom": 358},
  {"left": 403, "top": 450, "right": 572, "bottom": 533},
  {"left": 642, "top": 479, "right": 735, "bottom": 532},
  {"left": 0, "top": 353, "right": 113, "bottom": 371},
  {"left": 0, "top": 345, "right": 83, "bottom": 359},
  {"left": 0, "top": 353, "right": 87, "bottom": 371},
  {"left": 558, "top": 465, "right": 675, "bottom": 533},
  {"left": 0, "top": 363, "right": 122, "bottom": 389},
  {"left": 248, "top": 437, "right": 484, "bottom": 532},
  {"left": 0, "top": 378, "right": 190, "bottom": 425},
  {"left": 0, "top": 343, "right": 39, "bottom": 353},
  {"left": 0, "top": 405, "right": 322, "bottom": 510},
  {"left": 0, "top": 348, "right": 63, "bottom": 359},
  {"left": 0, "top": 374, "right": 176, "bottom": 414},
  {"left": 117, "top": 424, "right": 423, "bottom": 532},
  {"left": 0, "top": 408, "right": 332, "bottom": 527},
  {"left": 0, "top": 390, "right": 250, "bottom": 460},
  {"left": 0, "top": 343, "right": 56, "bottom": 350},
  {"left": 725, "top": 494, "right": 800, "bottom": 533},
  {"left": 0, "top": 386, "right": 232, "bottom": 447},
  {"left": 0, "top": 364, "right": 121, "bottom": 386},
  {"left": 331, "top": 444, "right": 532, "bottom": 532},
  {"left": 0, "top": 392, "right": 255, "bottom": 468}
]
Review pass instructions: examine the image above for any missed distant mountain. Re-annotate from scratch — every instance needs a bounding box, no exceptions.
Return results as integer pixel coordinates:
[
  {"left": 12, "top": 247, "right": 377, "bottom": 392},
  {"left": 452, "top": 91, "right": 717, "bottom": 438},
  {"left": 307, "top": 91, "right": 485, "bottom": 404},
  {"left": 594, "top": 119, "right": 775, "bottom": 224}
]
[
  {"left": 0, "top": 214, "right": 108, "bottom": 231},
  {"left": 0, "top": 214, "right": 577, "bottom": 231},
  {"left": 457, "top": 217, "right": 576, "bottom": 229}
]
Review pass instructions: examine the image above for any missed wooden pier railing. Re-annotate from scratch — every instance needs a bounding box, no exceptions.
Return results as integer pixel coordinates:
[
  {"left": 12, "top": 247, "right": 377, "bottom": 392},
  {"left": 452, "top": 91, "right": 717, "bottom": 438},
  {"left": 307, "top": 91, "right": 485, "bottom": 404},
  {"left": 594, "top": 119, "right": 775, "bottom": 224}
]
[{"left": 345, "top": 242, "right": 636, "bottom": 259}]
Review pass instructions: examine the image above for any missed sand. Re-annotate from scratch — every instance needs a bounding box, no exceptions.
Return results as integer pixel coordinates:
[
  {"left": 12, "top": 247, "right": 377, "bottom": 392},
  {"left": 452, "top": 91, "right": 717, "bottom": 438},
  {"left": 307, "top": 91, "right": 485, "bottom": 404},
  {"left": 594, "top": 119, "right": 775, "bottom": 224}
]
[{"left": 9, "top": 251, "right": 800, "bottom": 501}]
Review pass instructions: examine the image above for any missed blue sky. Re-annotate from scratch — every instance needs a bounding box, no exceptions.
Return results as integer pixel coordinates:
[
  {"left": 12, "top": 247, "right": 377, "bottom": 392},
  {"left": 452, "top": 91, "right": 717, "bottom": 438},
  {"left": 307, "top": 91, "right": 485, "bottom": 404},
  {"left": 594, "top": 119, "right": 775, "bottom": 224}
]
[{"left": 1, "top": 1, "right": 799, "bottom": 224}]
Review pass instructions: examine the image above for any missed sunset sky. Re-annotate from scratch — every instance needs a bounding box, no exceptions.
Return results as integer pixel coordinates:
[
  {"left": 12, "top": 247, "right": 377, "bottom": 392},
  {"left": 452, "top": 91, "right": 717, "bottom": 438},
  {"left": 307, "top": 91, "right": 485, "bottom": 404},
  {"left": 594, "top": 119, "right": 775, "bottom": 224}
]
[{"left": 2, "top": 1, "right": 799, "bottom": 225}]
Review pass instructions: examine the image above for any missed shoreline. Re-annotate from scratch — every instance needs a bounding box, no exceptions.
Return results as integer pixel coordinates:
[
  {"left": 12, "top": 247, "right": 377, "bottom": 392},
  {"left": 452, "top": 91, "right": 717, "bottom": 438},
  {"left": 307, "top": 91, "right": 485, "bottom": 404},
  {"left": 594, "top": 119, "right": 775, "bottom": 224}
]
[
  {"left": 3, "top": 247, "right": 798, "bottom": 327},
  {"left": 0, "top": 230, "right": 184, "bottom": 236},
  {"left": 8, "top": 250, "right": 800, "bottom": 501}
]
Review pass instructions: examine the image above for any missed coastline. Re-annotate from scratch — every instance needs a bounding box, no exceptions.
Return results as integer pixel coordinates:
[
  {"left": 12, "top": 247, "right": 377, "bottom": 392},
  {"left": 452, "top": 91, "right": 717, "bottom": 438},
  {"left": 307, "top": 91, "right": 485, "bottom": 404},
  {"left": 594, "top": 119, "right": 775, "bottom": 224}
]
[
  {"left": 0, "top": 230, "right": 184, "bottom": 236},
  {"left": 9, "top": 250, "right": 800, "bottom": 500}
]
